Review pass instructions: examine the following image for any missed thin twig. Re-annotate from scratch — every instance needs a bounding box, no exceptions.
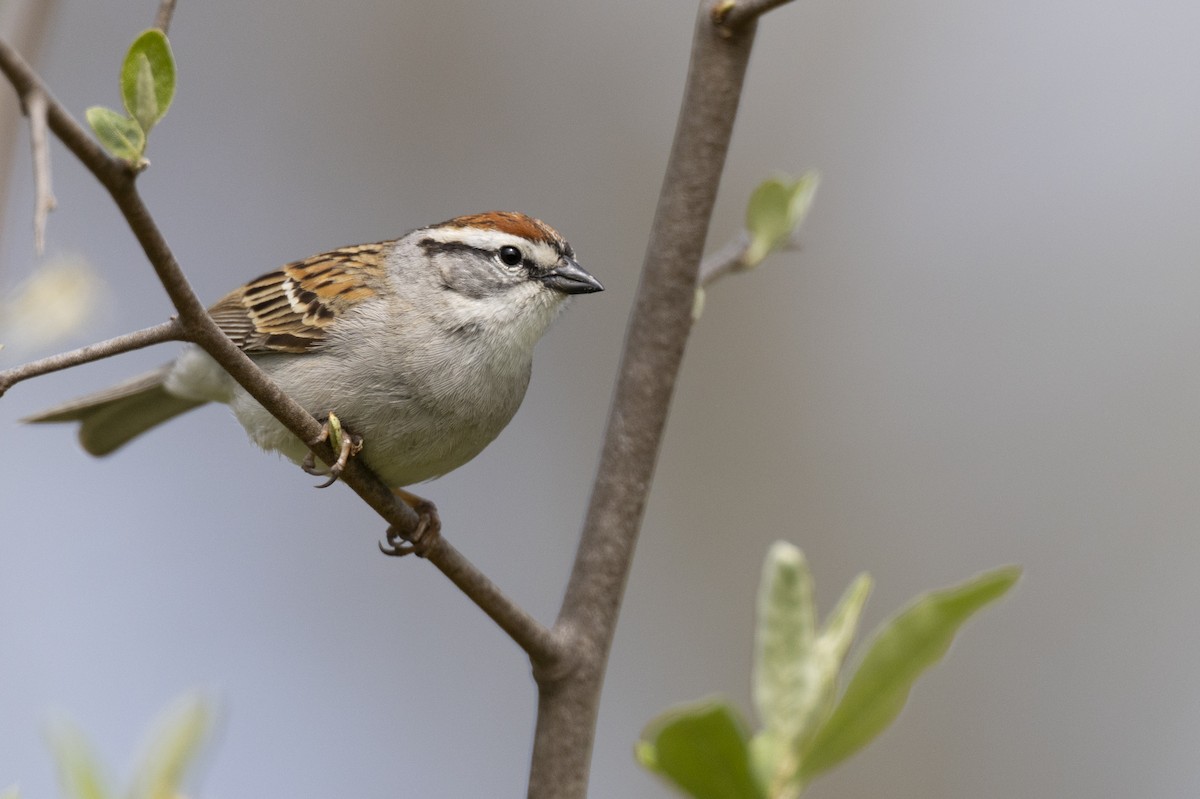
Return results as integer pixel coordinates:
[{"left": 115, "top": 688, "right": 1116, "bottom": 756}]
[
  {"left": 698, "top": 229, "right": 802, "bottom": 288},
  {"left": 0, "top": 319, "right": 184, "bottom": 397},
  {"left": 0, "top": 0, "right": 60, "bottom": 265},
  {"left": 26, "top": 89, "right": 55, "bottom": 255},
  {"left": 698, "top": 230, "right": 751, "bottom": 287},
  {"left": 713, "top": 0, "right": 794, "bottom": 32},
  {"left": 0, "top": 37, "right": 124, "bottom": 186},
  {"left": 153, "top": 0, "right": 177, "bottom": 34},
  {"left": 0, "top": 33, "right": 559, "bottom": 667}
]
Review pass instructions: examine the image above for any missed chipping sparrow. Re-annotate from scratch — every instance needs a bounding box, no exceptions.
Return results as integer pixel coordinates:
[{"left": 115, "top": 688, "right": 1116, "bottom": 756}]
[{"left": 27, "top": 211, "right": 603, "bottom": 550}]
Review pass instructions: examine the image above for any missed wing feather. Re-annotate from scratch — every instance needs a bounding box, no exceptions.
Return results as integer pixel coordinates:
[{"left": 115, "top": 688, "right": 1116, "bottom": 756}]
[{"left": 207, "top": 243, "right": 390, "bottom": 354}]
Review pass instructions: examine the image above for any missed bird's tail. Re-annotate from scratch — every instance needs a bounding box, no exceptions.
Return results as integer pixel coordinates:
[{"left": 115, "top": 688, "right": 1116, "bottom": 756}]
[{"left": 23, "top": 366, "right": 207, "bottom": 456}]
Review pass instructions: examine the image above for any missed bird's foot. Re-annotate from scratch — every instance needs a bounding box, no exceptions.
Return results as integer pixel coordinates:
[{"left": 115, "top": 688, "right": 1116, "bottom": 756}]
[
  {"left": 379, "top": 488, "right": 442, "bottom": 558},
  {"left": 301, "top": 411, "right": 363, "bottom": 488}
]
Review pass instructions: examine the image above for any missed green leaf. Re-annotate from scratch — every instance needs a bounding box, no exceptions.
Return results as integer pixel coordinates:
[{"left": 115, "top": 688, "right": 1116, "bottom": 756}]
[
  {"left": 751, "top": 544, "right": 871, "bottom": 798},
  {"left": 792, "top": 572, "right": 873, "bottom": 759},
  {"left": 753, "top": 542, "right": 816, "bottom": 740},
  {"left": 1, "top": 785, "right": 21, "bottom": 799},
  {"left": 637, "top": 699, "right": 765, "bottom": 799},
  {"left": 815, "top": 573, "right": 873, "bottom": 687},
  {"left": 129, "top": 693, "right": 212, "bottom": 799},
  {"left": 47, "top": 721, "right": 112, "bottom": 799},
  {"left": 743, "top": 173, "right": 819, "bottom": 269},
  {"left": 746, "top": 733, "right": 786, "bottom": 799},
  {"left": 86, "top": 106, "right": 145, "bottom": 163},
  {"left": 130, "top": 54, "right": 158, "bottom": 133},
  {"left": 121, "top": 29, "right": 175, "bottom": 133},
  {"left": 799, "top": 566, "right": 1021, "bottom": 781}
]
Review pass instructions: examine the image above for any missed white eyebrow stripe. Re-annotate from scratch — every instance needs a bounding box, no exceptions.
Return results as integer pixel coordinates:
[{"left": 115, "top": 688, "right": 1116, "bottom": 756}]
[
  {"left": 424, "top": 227, "right": 526, "bottom": 249},
  {"left": 424, "top": 227, "right": 562, "bottom": 265}
]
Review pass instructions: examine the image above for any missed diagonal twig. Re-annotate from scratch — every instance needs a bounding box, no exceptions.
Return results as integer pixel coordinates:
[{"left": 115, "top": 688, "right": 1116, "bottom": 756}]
[
  {"left": 0, "top": 320, "right": 184, "bottom": 397},
  {"left": 698, "top": 230, "right": 751, "bottom": 287},
  {"left": 26, "top": 89, "right": 55, "bottom": 255},
  {"left": 713, "top": 0, "right": 794, "bottom": 32},
  {"left": 698, "top": 229, "right": 802, "bottom": 288},
  {"left": 0, "top": 0, "right": 60, "bottom": 264}
]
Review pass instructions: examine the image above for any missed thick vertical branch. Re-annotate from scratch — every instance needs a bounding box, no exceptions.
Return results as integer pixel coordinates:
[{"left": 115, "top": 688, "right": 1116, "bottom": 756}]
[{"left": 526, "top": 2, "right": 765, "bottom": 796}]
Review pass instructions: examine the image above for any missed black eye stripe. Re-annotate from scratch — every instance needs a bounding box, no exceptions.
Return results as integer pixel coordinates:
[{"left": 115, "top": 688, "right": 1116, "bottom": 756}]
[
  {"left": 419, "top": 236, "right": 550, "bottom": 276},
  {"left": 419, "top": 238, "right": 485, "bottom": 258}
]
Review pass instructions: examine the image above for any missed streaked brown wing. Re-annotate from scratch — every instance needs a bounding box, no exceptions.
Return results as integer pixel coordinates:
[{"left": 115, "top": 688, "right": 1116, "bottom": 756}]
[{"left": 207, "top": 242, "right": 389, "bottom": 354}]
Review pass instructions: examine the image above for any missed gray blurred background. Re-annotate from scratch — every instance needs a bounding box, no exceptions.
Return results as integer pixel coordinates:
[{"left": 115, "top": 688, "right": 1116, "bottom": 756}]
[{"left": 3, "top": 0, "right": 1199, "bottom": 796}]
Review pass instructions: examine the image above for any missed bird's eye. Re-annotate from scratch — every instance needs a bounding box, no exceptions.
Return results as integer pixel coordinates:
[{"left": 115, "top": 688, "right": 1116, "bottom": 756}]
[{"left": 498, "top": 245, "right": 523, "bottom": 267}]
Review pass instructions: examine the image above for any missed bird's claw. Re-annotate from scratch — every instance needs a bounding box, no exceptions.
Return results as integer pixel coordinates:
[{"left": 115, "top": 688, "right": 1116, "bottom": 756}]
[
  {"left": 302, "top": 413, "right": 363, "bottom": 488},
  {"left": 378, "top": 491, "right": 442, "bottom": 558}
]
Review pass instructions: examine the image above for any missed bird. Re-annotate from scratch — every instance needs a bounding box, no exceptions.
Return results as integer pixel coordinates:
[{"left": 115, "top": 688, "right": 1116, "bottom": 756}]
[{"left": 25, "top": 211, "right": 604, "bottom": 553}]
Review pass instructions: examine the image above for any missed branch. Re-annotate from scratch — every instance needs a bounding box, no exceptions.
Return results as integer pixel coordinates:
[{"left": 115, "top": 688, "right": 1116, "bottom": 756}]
[
  {"left": 153, "top": 0, "right": 177, "bottom": 34},
  {"left": 423, "top": 537, "right": 563, "bottom": 667},
  {"left": 0, "top": 34, "right": 558, "bottom": 666},
  {"left": 713, "top": 0, "right": 794, "bottom": 33},
  {"left": 0, "top": 320, "right": 183, "bottom": 396},
  {"left": 0, "top": 0, "right": 59, "bottom": 263},
  {"left": 527, "top": 0, "right": 797, "bottom": 794},
  {"left": 0, "top": 37, "right": 125, "bottom": 186},
  {"left": 26, "top": 89, "right": 55, "bottom": 255},
  {"left": 698, "top": 229, "right": 802, "bottom": 288},
  {"left": 698, "top": 230, "right": 751, "bottom": 287}
]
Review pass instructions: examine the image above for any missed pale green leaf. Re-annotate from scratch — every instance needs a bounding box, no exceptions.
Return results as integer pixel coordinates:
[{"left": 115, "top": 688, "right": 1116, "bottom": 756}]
[
  {"left": 748, "top": 732, "right": 798, "bottom": 799},
  {"left": 1, "top": 785, "right": 21, "bottom": 799},
  {"left": 129, "top": 693, "right": 212, "bottom": 799},
  {"left": 799, "top": 566, "right": 1021, "bottom": 781},
  {"left": 743, "top": 173, "right": 819, "bottom": 268},
  {"left": 753, "top": 546, "right": 871, "bottom": 798},
  {"left": 130, "top": 54, "right": 158, "bottom": 134},
  {"left": 753, "top": 542, "right": 816, "bottom": 739},
  {"left": 786, "top": 573, "right": 874, "bottom": 781},
  {"left": 47, "top": 721, "right": 112, "bottom": 799},
  {"left": 805, "top": 572, "right": 872, "bottom": 735},
  {"left": 817, "top": 573, "right": 872, "bottom": 666},
  {"left": 637, "top": 698, "right": 764, "bottom": 799},
  {"left": 85, "top": 106, "right": 144, "bottom": 163},
  {"left": 120, "top": 29, "right": 175, "bottom": 133}
]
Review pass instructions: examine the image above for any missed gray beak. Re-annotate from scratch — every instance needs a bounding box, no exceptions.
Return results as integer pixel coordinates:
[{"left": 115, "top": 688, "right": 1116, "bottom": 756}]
[{"left": 539, "top": 258, "right": 604, "bottom": 295}]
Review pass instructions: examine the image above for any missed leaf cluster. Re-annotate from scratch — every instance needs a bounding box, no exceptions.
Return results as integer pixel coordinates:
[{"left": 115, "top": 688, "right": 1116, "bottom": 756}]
[
  {"left": 86, "top": 29, "right": 175, "bottom": 168},
  {"left": 41, "top": 693, "right": 211, "bottom": 799},
  {"left": 637, "top": 543, "right": 1019, "bottom": 799}
]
